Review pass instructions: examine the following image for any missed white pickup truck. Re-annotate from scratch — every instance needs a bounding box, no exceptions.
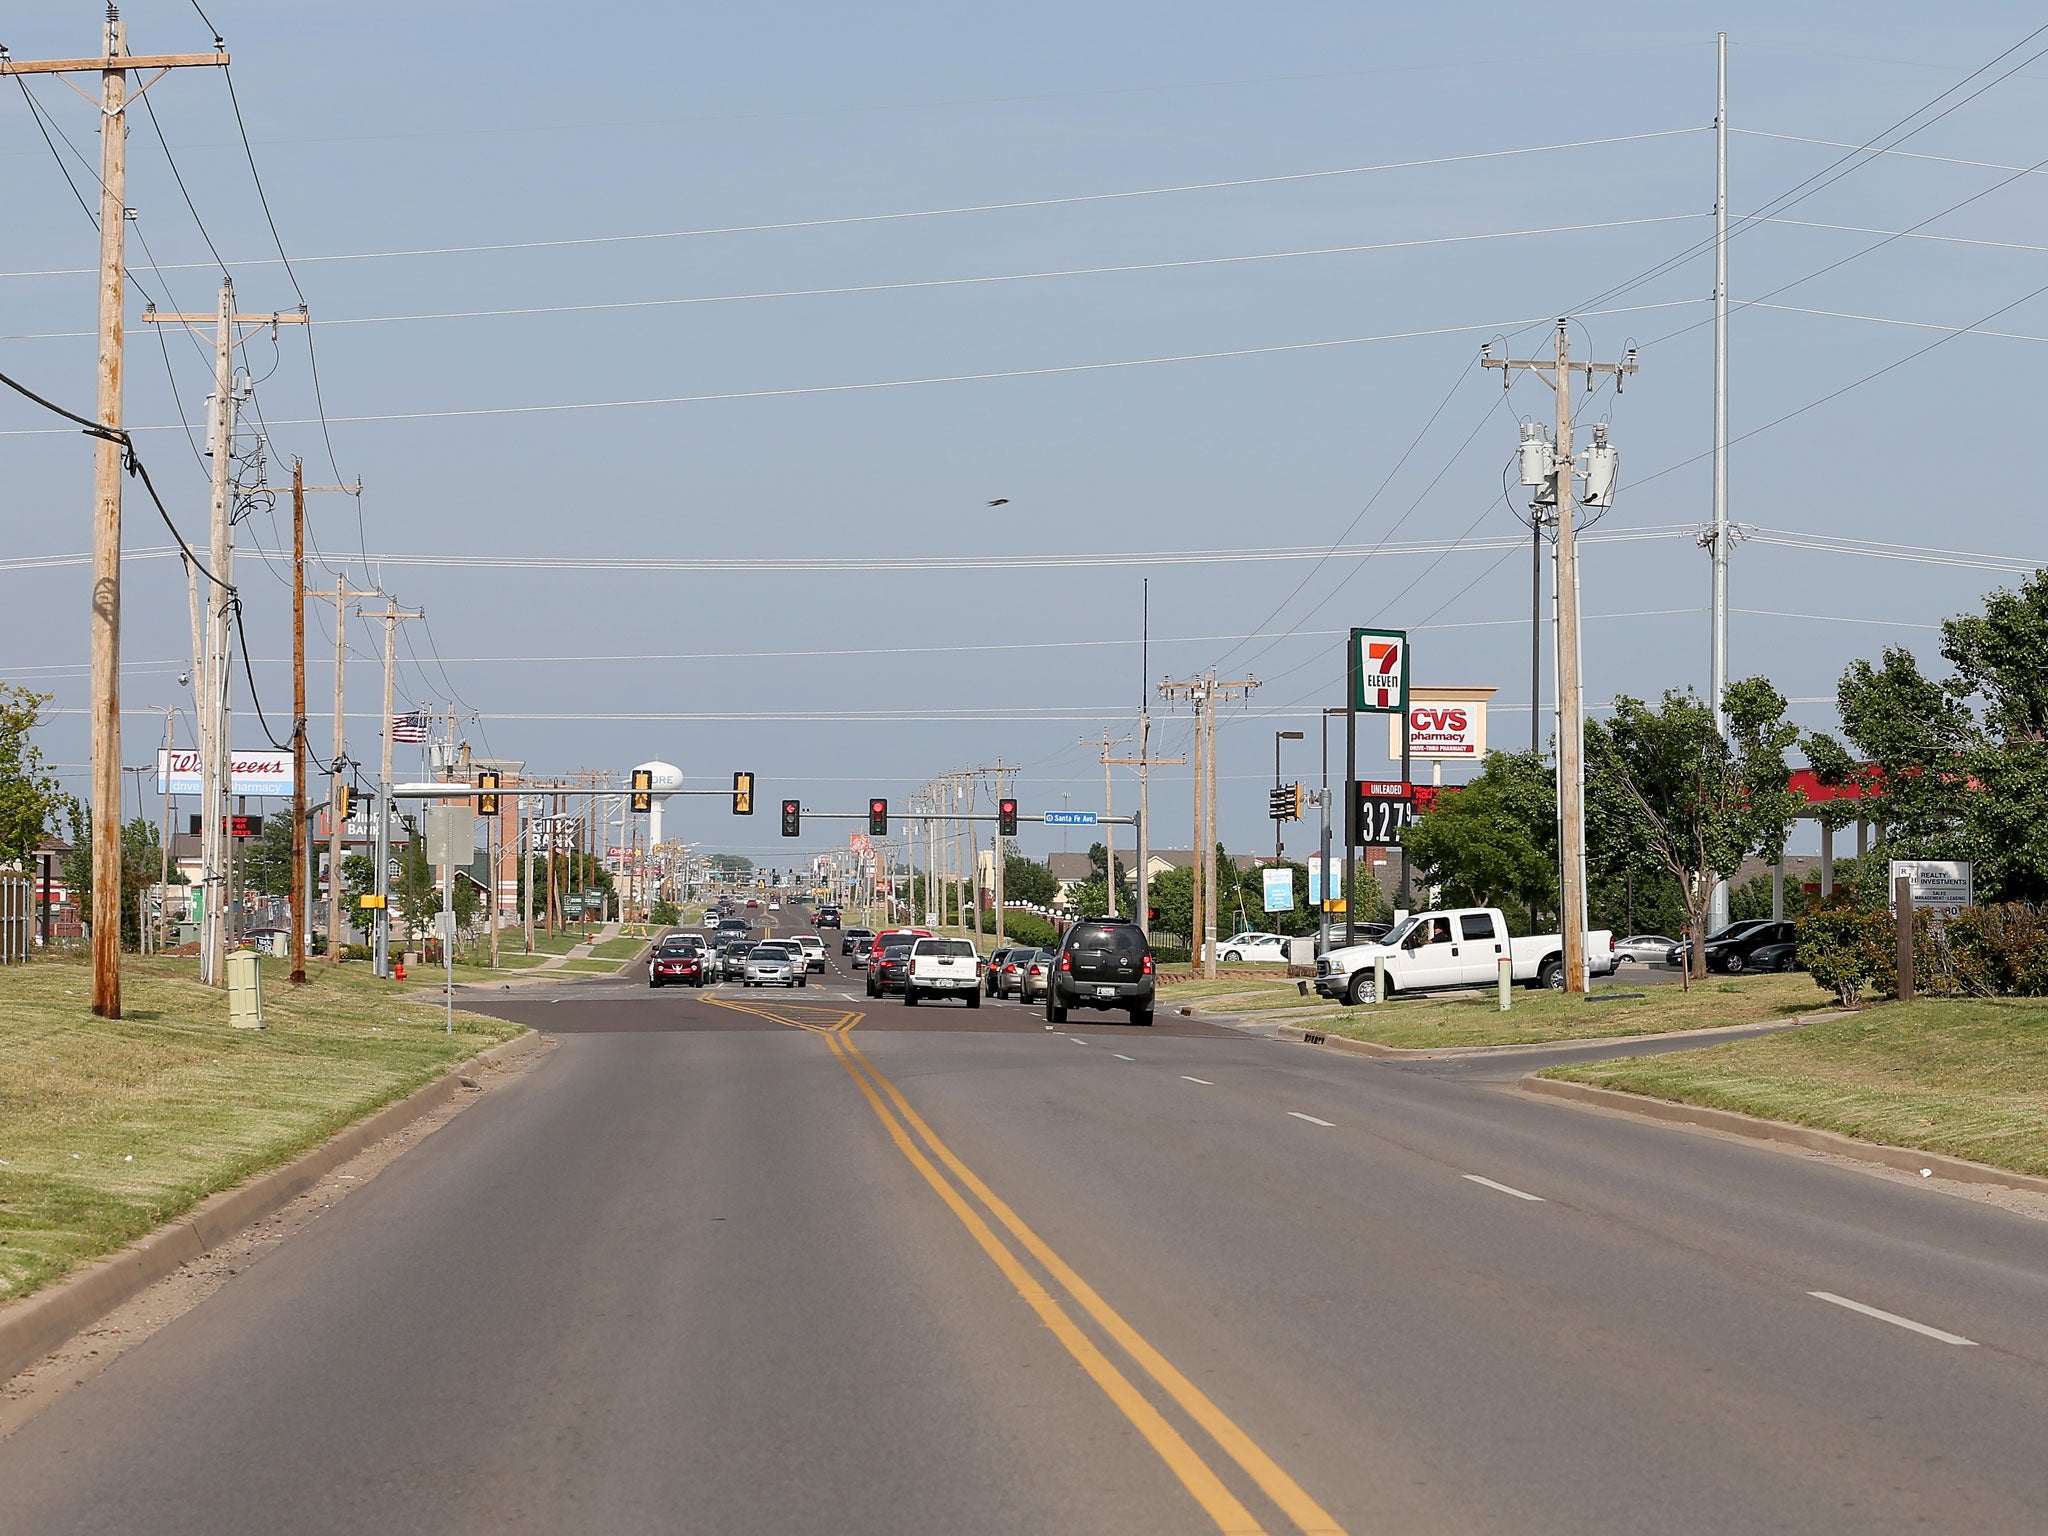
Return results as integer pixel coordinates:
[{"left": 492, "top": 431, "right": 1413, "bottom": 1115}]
[
  {"left": 1314, "top": 906, "right": 1617, "bottom": 1005},
  {"left": 904, "top": 937, "right": 984, "bottom": 1008}
]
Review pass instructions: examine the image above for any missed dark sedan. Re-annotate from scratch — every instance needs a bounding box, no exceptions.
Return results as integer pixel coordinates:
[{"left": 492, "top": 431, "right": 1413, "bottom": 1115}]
[
  {"left": 866, "top": 942, "right": 913, "bottom": 998},
  {"left": 843, "top": 927, "right": 875, "bottom": 959},
  {"left": 1669, "top": 919, "right": 1797, "bottom": 974}
]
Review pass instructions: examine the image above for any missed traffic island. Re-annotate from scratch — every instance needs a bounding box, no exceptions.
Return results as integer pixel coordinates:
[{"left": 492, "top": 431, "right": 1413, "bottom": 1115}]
[
  {"left": 1531, "top": 997, "right": 2048, "bottom": 1180},
  {"left": 0, "top": 952, "right": 525, "bottom": 1307},
  {"left": 1173, "top": 971, "right": 1830, "bottom": 1051}
]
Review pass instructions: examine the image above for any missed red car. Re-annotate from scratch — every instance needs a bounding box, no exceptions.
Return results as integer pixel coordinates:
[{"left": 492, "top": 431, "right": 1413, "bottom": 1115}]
[
  {"left": 648, "top": 948, "right": 705, "bottom": 988},
  {"left": 867, "top": 927, "right": 933, "bottom": 970}
]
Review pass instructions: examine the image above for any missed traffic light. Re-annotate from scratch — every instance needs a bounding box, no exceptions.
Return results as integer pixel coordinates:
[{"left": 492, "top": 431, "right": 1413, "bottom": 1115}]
[
  {"left": 478, "top": 770, "right": 501, "bottom": 816},
  {"left": 337, "top": 784, "right": 355, "bottom": 820},
  {"left": 1268, "top": 783, "right": 1302, "bottom": 822},
  {"left": 781, "top": 799, "right": 801, "bottom": 838},
  {"left": 631, "top": 768, "right": 653, "bottom": 814},
  {"left": 998, "top": 797, "right": 1018, "bottom": 837},
  {"left": 733, "top": 771, "right": 755, "bottom": 815},
  {"left": 868, "top": 798, "right": 888, "bottom": 836}
]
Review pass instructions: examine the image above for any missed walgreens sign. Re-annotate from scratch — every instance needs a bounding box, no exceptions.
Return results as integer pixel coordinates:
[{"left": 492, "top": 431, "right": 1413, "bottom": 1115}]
[
  {"left": 1387, "top": 687, "right": 1495, "bottom": 761},
  {"left": 156, "top": 749, "right": 295, "bottom": 797}
]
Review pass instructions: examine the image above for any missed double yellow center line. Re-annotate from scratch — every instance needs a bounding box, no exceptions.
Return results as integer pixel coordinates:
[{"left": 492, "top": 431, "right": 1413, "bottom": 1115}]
[{"left": 708, "top": 991, "right": 1347, "bottom": 1534}]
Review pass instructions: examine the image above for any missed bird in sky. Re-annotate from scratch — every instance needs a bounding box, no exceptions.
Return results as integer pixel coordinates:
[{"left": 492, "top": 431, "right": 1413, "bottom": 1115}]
[{"left": 986, "top": 498, "right": 1009, "bottom": 507}]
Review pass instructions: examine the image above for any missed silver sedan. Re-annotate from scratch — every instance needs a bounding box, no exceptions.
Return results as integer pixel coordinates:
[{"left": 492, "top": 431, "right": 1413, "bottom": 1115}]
[
  {"left": 1612, "top": 934, "right": 1681, "bottom": 965},
  {"left": 743, "top": 944, "right": 805, "bottom": 988}
]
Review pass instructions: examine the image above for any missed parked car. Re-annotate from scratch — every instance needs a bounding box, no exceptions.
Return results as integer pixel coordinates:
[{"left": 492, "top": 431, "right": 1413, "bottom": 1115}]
[
  {"left": 1017, "top": 948, "right": 1054, "bottom": 1004},
  {"left": 1046, "top": 917, "right": 1156, "bottom": 1027},
  {"left": 743, "top": 942, "right": 804, "bottom": 988},
  {"left": 984, "top": 947, "right": 1018, "bottom": 996},
  {"left": 904, "top": 937, "right": 982, "bottom": 1007},
  {"left": 1668, "top": 919, "right": 1797, "bottom": 974},
  {"left": 1613, "top": 934, "right": 1681, "bottom": 966},
  {"left": 790, "top": 934, "right": 827, "bottom": 972},
  {"left": 1748, "top": 940, "right": 1802, "bottom": 972},
  {"left": 843, "top": 927, "right": 875, "bottom": 960},
  {"left": 868, "top": 941, "right": 914, "bottom": 998},
  {"left": 1217, "top": 931, "right": 1290, "bottom": 964},
  {"left": 648, "top": 943, "right": 705, "bottom": 988}
]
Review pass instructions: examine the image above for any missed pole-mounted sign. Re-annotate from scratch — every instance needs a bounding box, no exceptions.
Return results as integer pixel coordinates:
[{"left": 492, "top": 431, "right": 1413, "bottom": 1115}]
[{"left": 1350, "top": 628, "right": 1409, "bottom": 714}]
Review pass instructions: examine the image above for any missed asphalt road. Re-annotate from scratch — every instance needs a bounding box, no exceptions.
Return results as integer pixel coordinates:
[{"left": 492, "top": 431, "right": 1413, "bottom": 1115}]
[{"left": 4, "top": 925, "right": 2045, "bottom": 1534}]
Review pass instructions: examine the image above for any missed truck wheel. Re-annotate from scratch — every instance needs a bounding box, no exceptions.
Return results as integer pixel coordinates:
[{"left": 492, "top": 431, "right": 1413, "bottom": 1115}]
[
  {"left": 1129, "top": 1005, "right": 1154, "bottom": 1027},
  {"left": 1047, "top": 993, "right": 1067, "bottom": 1024},
  {"left": 1539, "top": 958, "right": 1564, "bottom": 991},
  {"left": 967, "top": 991, "right": 981, "bottom": 1009},
  {"left": 798, "top": 975, "right": 808, "bottom": 987},
  {"left": 1345, "top": 971, "right": 1375, "bottom": 1007},
  {"left": 904, "top": 986, "right": 919, "bottom": 1007}
]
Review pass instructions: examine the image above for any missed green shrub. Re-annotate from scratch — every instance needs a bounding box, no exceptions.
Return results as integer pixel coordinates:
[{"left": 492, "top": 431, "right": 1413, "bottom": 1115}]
[
  {"left": 650, "top": 898, "right": 680, "bottom": 926},
  {"left": 1000, "top": 913, "right": 1058, "bottom": 949},
  {"left": 340, "top": 943, "right": 373, "bottom": 962}
]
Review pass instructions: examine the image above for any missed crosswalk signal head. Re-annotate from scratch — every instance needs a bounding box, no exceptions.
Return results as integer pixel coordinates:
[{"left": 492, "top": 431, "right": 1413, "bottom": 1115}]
[
  {"left": 630, "top": 768, "right": 653, "bottom": 814},
  {"left": 781, "top": 799, "right": 801, "bottom": 838},
  {"left": 478, "top": 769, "right": 501, "bottom": 816},
  {"left": 869, "top": 798, "right": 888, "bottom": 836},
  {"left": 998, "top": 797, "right": 1018, "bottom": 837},
  {"left": 733, "top": 771, "right": 755, "bottom": 816}
]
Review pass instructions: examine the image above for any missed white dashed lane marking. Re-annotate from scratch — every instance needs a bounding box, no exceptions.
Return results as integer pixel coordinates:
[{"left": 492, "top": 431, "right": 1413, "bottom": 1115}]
[
  {"left": 1808, "top": 1292, "right": 1978, "bottom": 1346},
  {"left": 1288, "top": 1112, "right": 1335, "bottom": 1127},
  {"left": 1462, "top": 1174, "right": 1545, "bottom": 1202}
]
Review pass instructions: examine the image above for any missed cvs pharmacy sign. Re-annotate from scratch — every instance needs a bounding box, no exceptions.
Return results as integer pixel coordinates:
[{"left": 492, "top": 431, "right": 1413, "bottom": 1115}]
[{"left": 1387, "top": 686, "right": 1496, "bottom": 761}]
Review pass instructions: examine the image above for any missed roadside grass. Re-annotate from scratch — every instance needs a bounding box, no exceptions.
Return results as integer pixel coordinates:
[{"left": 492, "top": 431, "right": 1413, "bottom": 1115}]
[
  {"left": 521, "top": 931, "right": 591, "bottom": 956},
  {"left": 1538, "top": 998, "right": 2048, "bottom": 1178},
  {"left": 0, "top": 953, "right": 522, "bottom": 1303},
  {"left": 557, "top": 958, "right": 624, "bottom": 974},
  {"left": 1180, "top": 972, "right": 1828, "bottom": 1050},
  {"left": 587, "top": 936, "right": 647, "bottom": 961}
]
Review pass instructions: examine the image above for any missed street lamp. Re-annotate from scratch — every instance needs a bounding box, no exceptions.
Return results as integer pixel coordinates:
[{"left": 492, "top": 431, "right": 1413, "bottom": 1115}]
[{"left": 1273, "top": 731, "right": 1304, "bottom": 863}]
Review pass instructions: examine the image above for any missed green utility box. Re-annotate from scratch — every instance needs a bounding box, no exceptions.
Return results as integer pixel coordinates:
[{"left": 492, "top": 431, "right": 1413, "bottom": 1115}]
[{"left": 226, "top": 948, "right": 265, "bottom": 1029}]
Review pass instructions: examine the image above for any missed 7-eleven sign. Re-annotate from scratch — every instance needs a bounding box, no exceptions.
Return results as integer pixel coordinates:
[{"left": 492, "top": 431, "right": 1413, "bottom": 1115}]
[{"left": 1350, "top": 627, "right": 1409, "bottom": 714}]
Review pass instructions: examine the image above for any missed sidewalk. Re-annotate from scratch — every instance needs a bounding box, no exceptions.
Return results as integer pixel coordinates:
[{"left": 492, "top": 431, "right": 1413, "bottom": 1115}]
[{"left": 533, "top": 920, "right": 623, "bottom": 971}]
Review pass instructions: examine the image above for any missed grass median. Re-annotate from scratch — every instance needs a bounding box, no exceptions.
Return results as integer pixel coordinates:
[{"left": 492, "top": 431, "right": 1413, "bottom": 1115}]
[
  {"left": 0, "top": 953, "right": 523, "bottom": 1304},
  {"left": 1538, "top": 997, "right": 2048, "bottom": 1178},
  {"left": 1165, "top": 972, "right": 1831, "bottom": 1049}
]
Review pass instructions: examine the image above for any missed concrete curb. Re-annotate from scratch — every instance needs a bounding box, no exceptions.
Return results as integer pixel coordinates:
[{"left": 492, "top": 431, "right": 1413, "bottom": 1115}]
[
  {"left": 0, "top": 1028, "right": 544, "bottom": 1386},
  {"left": 1518, "top": 1074, "right": 2048, "bottom": 1196},
  {"left": 1272, "top": 1013, "right": 1831, "bottom": 1061}
]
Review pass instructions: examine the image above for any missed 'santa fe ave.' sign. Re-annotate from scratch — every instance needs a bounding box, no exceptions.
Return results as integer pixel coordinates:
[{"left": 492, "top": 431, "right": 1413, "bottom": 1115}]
[{"left": 1387, "top": 687, "right": 1495, "bottom": 761}]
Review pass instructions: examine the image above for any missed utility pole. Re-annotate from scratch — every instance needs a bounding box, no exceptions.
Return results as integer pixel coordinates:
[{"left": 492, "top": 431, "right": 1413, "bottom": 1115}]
[
  {"left": 141, "top": 291, "right": 303, "bottom": 988},
  {"left": 361, "top": 604, "right": 420, "bottom": 977},
  {"left": 290, "top": 464, "right": 308, "bottom": 983},
  {"left": 1707, "top": 30, "right": 1734, "bottom": 936},
  {"left": 311, "top": 579, "right": 376, "bottom": 964},
  {"left": 9, "top": 15, "right": 230, "bottom": 1014},
  {"left": 1484, "top": 323, "right": 1637, "bottom": 992},
  {"left": 1080, "top": 732, "right": 1130, "bottom": 916},
  {"left": 1158, "top": 672, "right": 1257, "bottom": 978}
]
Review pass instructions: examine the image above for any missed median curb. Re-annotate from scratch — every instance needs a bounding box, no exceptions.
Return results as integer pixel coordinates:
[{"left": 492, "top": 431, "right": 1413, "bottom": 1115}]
[
  {"left": 0, "top": 1027, "right": 544, "bottom": 1387},
  {"left": 1272, "top": 1014, "right": 1826, "bottom": 1060},
  {"left": 1518, "top": 1074, "right": 2048, "bottom": 1196}
]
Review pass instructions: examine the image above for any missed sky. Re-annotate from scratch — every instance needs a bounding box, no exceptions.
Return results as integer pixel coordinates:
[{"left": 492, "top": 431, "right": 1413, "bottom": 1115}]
[{"left": 6, "top": 1, "right": 2048, "bottom": 868}]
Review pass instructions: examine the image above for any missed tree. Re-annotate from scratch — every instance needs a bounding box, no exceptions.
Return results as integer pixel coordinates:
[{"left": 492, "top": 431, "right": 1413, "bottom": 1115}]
[
  {"left": 1003, "top": 855, "right": 1058, "bottom": 907},
  {"left": 649, "top": 897, "right": 680, "bottom": 926},
  {"left": 244, "top": 813, "right": 299, "bottom": 899},
  {"left": 57, "top": 801, "right": 164, "bottom": 949},
  {"left": 707, "top": 853, "right": 753, "bottom": 877},
  {"left": 1587, "top": 679, "right": 1799, "bottom": 981},
  {"left": 0, "top": 684, "right": 63, "bottom": 873},
  {"left": 395, "top": 834, "right": 439, "bottom": 942},
  {"left": 1404, "top": 751, "right": 1558, "bottom": 923},
  {"left": 342, "top": 851, "right": 377, "bottom": 905},
  {"left": 1804, "top": 571, "right": 2048, "bottom": 904}
]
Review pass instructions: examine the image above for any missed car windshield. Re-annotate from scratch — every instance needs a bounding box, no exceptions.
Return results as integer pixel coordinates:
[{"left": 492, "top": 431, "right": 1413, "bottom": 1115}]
[
  {"left": 1380, "top": 916, "right": 1420, "bottom": 948},
  {"left": 1707, "top": 921, "right": 1769, "bottom": 943},
  {"left": 749, "top": 946, "right": 789, "bottom": 959}
]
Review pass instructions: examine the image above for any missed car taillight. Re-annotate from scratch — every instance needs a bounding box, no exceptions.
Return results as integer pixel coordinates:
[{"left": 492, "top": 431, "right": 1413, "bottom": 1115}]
[
  {"left": 1029, "top": 964, "right": 1042, "bottom": 976},
  {"left": 1141, "top": 955, "right": 1154, "bottom": 976},
  {"left": 1059, "top": 953, "right": 1071, "bottom": 972}
]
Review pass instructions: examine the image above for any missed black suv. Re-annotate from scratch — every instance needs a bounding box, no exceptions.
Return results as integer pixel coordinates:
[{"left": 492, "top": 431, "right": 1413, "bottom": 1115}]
[
  {"left": 815, "top": 906, "right": 841, "bottom": 929},
  {"left": 1046, "top": 917, "right": 1155, "bottom": 1026}
]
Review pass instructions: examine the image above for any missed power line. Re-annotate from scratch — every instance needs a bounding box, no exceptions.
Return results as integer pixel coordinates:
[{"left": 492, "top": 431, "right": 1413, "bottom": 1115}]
[
  {"left": 0, "top": 300, "right": 1702, "bottom": 435},
  {"left": 0, "top": 128, "right": 1709, "bottom": 282}
]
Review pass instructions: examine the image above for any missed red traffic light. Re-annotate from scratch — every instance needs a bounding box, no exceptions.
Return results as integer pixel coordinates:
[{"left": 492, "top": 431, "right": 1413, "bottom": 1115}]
[{"left": 997, "top": 797, "right": 1018, "bottom": 837}]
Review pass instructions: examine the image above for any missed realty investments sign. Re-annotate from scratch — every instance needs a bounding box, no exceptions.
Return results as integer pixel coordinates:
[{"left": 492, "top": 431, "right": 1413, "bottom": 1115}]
[{"left": 1350, "top": 628, "right": 1409, "bottom": 714}]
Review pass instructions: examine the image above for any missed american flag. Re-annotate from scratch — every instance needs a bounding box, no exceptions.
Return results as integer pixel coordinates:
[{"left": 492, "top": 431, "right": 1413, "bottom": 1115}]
[{"left": 390, "top": 711, "right": 429, "bottom": 744}]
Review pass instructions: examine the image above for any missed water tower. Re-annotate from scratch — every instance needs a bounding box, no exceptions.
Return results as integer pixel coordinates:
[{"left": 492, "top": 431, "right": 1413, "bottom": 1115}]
[{"left": 633, "top": 760, "right": 685, "bottom": 846}]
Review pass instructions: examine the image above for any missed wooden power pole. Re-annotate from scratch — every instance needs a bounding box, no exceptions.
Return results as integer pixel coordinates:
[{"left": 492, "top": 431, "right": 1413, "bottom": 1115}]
[
  {"left": 1484, "top": 321, "right": 1637, "bottom": 991},
  {"left": 6, "top": 16, "right": 229, "bottom": 1014},
  {"left": 311, "top": 578, "right": 378, "bottom": 963}
]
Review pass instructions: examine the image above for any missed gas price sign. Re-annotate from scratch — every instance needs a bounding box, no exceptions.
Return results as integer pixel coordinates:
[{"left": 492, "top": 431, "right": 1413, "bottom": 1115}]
[{"left": 1349, "top": 781, "right": 1416, "bottom": 846}]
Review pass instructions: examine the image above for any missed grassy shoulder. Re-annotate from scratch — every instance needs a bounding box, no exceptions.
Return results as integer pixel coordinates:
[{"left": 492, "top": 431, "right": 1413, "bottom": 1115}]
[
  {"left": 0, "top": 953, "right": 524, "bottom": 1304},
  {"left": 1163, "top": 972, "right": 1831, "bottom": 1049},
  {"left": 587, "top": 936, "right": 648, "bottom": 961},
  {"left": 1538, "top": 998, "right": 2048, "bottom": 1178}
]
